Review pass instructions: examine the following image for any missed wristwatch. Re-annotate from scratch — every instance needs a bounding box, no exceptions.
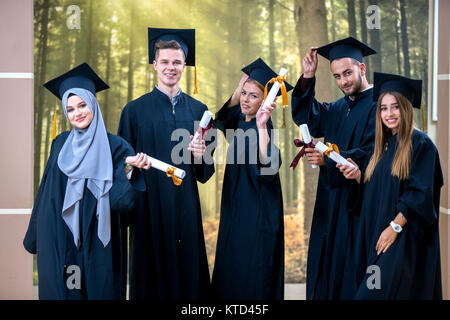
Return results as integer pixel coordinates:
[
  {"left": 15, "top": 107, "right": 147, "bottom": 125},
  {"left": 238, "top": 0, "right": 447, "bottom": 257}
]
[
  {"left": 124, "top": 159, "right": 133, "bottom": 171},
  {"left": 390, "top": 221, "right": 403, "bottom": 233}
]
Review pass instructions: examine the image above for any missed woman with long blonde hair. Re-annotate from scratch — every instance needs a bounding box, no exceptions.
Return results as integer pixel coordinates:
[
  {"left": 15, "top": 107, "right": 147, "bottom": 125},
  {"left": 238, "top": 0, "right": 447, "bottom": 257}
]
[
  {"left": 338, "top": 72, "right": 443, "bottom": 299},
  {"left": 211, "top": 58, "right": 292, "bottom": 300}
]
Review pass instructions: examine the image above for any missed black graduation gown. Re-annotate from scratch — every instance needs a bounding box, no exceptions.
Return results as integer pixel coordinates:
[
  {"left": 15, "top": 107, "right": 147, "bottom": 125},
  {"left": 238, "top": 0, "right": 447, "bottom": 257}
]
[
  {"left": 117, "top": 87, "right": 215, "bottom": 300},
  {"left": 291, "top": 76, "right": 376, "bottom": 299},
  {"left": 211, "top": 103, "right": 284, "bottom": 300},
  {"left": 349, "top": 130, "right": 443, "bottom": 299},
  {"left": 23, "top": 131, "right": 145, "bottom": 300}
]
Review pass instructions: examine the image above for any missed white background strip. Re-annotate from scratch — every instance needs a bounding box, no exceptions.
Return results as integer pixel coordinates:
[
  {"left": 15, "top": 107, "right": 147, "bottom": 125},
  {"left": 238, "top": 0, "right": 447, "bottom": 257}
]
[
  {"left": 440, "top": 207, "right": 450, "bottom": 215},
  {"left": 0, "top": 72, "right": 34, "bottom": 79},
  {"left": 0, "top": 209, "right": 32, "bottom": 215},
  {"left": 437, "top": 74, "right": 450, "bottom": 80}
]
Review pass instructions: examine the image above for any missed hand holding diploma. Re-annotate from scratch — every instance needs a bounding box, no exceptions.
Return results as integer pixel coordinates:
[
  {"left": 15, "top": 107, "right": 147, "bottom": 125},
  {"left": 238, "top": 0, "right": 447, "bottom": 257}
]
[
  {"left": 336, "top": 158, "right": 361, "bottom": 184},
  {"left": 263, "top": 67, "right": 289, "bottom": 128},
  {"left": 125, "top": 152, "right": 152, "bottom": 170},
  {"left": 314, "top": 141, "right": 356, "bottom": 169},
  {"left": 188, "top": 135, "right": 206, "bottom": 159},
  {"left": 193, "top": 110, "right": 213, "bottom": 142},
  {"left": 290, "top": 124, "right": 323, "bottom": 169}
]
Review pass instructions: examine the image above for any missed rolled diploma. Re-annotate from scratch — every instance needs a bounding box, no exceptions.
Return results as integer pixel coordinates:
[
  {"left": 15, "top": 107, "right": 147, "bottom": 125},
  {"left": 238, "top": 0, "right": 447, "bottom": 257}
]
[
  {"left": 193, "top": 110, "right": 213, "bottom": 141},
  {"left": 262, "top": 67, "right": 288, "bottom": 111},
  {"left": 146, "top": 156, "right": 186, "bottom": 180},
  {"left": 314, "top": 141, "right": 356, "bottom": 169},
  {"left": 300, "top": 124, "right": 317, "bottom": 169}
]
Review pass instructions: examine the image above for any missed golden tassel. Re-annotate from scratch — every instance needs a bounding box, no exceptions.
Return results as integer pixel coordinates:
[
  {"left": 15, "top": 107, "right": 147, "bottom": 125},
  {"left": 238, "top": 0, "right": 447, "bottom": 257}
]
[
  {"left": 51, "top": 106, "right": 57, "bottom": 140},
  {"left": 421, "top": 101, "right": 426, "bottom": 133},
  {"left": 193, "top": 66, "right": 199, "bottom": 94}
]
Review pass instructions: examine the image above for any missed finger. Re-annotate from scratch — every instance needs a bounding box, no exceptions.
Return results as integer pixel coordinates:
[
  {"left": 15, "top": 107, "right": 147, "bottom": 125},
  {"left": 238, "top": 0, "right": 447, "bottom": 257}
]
[{"left": 383, "top": 242, "right": 392, "bottom": 253}]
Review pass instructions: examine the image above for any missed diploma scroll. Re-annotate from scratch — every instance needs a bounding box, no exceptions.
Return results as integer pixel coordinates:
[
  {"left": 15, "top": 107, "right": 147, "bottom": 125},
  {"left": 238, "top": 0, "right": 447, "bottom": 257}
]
[
  {"left": 315, "top": 141, "right": 356, "bottom": 168},
  {"left": 146, "top": 156, "right": 186, "bottom": 182},
  {"left": 300, "top": 124, "right": 317, "bottom": 169},
  {"left": 193, "top": 110, "right": 213, "bottom": 142},
  {"left": 262, "top": 67, "right": 288, "bottom": 111}
]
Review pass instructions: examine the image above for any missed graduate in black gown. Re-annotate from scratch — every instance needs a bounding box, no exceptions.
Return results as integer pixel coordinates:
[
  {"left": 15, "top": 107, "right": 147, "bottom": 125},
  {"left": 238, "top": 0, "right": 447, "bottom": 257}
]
[
  {"left": 291, "top": 37, "right": 377, "bottom": 299},
  {"left": 338, "top": 72, "right": 443, "bottom": 299},
  {"left": 211, "top": 58, "right": 292, "bottom": 300},
  {"left": 23, "top": 63, "right": 149, "bottom": 299},
  {"left": 118, "top": 28, "right": 215, "bottom": 300}
]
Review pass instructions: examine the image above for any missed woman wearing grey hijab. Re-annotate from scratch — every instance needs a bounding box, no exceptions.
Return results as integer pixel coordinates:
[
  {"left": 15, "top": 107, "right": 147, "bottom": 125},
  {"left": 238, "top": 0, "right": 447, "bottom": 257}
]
[{"left": 24, "top": 63, "right": 150, "bottom": 299}]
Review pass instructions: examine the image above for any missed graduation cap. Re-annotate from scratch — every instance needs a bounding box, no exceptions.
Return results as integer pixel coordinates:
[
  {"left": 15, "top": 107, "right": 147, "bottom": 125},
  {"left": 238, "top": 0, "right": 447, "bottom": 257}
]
[
  {"left": 43, "top": 62, "right": 109, "bottom": 100},
  {"left": 242, "top": 58, "right": 293, "bottom": 128},
  {"left": 373, "top": 72, "right": 422, "bottom": 109},
  {"left": 148, "top": 27, "right": 195, "bottom": 66},
  {"left": 43, "top": 62, "right": 109, "bottom": 139},
  {"left": 315, "top": 36, "right": 376, "bottom": 63},
  {"left": 241, "top": 58, "right": 293, "bottom": 94},
  {"left": 148, "top": 27, "right": 199, "bottom": 94}
]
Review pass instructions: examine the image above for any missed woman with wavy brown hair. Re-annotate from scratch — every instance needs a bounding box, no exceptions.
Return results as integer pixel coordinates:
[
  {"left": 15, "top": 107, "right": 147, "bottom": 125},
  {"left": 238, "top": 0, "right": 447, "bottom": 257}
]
[{"left": 337, "top": 72, "right": 443, "bottom": 299}]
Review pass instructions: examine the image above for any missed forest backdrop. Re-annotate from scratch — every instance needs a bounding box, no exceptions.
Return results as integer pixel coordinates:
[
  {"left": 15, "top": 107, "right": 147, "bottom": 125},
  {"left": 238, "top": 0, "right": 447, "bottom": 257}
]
[{"left": 33, "top": 0, "right": 429, "bottom": 283}]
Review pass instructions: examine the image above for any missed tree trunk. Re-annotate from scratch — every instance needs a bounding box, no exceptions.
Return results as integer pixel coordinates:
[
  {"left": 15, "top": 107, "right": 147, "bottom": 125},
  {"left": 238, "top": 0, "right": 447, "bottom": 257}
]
[
  {"left": 269, "top": 0, "right": 276, "bottom": 67},
  {"left": 368, "top": 0, "right": 382, "bottom": 72},
  {"left": 103, "top": 25, "right": 113, "bottom": 131},
  {"left": 399, "top": 0, "right": 410, "bottom": 77},
  {"left": 329, "top": 0, "right": 336, "bottom": 42},
  {"left": 395, "top": 2, "right": 402, "bottom": 74},
  {"left": 127, "top": 0, "right": 136, "bottom": 102},
  {"left": 85, "top": 0, "right": 95, "bottom": 68},
  {"left": 358, "top": 0, "right": 370, "bottom": 81},
  {"left": 347, "top": 0, "right": 357, "bottom": 37},
  {"left": 34, "top": 0, "right": 51, "bottom": 195},
  {"left": 293, "top": 0, "right": 331, "bottom": 101},
  {"left": 293, "top": 0, "right": 325, "bottom": 231}
]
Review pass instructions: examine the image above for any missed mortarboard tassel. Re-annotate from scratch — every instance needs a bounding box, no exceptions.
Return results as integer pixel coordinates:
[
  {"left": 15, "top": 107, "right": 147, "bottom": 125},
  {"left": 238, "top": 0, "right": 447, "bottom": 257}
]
[
  {"left": 421, "top": 101, "right": 426, "bottom": 133},
  {"left": 193, "top": 66, "right": 199, "bottom": 94},
  {"left": 51, "top": 106, "right": 57, "bottom": 140}
]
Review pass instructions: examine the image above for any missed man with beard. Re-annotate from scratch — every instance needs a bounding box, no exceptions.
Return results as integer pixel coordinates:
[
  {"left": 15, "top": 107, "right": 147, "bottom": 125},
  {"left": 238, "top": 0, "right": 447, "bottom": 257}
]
[{"left": 291, "top": 37, "right": 377, "bottom": 299}]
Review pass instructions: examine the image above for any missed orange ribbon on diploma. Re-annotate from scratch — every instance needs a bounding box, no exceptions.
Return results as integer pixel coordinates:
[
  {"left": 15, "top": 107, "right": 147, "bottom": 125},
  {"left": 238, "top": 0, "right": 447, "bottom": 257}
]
[
  {"left": 166, "top": 166, "right": 183, "bottom": 186},
  {"left": 324, "top": 142, "right": 340, "bottom": 157},
  {"left": 264, "top": 75, "right": 289, "bottom": 128}
]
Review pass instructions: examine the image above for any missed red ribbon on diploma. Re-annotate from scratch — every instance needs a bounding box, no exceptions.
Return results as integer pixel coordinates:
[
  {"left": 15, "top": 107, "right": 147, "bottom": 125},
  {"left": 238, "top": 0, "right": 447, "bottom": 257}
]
[
  {"left": 196, "top": 122, "right": 214, "bottom": 140},
  {"left": 290, "top": 139, "right": 316, "bottom": 169}
]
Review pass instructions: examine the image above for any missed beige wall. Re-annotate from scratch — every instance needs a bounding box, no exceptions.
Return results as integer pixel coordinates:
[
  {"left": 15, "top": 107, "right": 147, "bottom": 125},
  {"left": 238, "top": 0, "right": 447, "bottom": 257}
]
[
  {"left": 433, "top": 0, "right": 450, "bottom": 300},
  {"left": 0, "top": 0, "right": 34, "bottom": 299}
]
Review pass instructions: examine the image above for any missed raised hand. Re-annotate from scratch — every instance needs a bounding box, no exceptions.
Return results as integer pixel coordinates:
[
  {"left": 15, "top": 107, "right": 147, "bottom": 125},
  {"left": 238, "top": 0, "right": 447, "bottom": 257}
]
[
  {"left": 229, "top": 66, "right": 249, "bottom": 107},
  {"left": 303, "top": 47, "right": 319, "bottom": 78}
]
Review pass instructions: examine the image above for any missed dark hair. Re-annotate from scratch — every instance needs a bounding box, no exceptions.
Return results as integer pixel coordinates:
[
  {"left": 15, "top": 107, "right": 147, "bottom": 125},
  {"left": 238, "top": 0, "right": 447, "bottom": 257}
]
[{"left": 154, "top": 40, "right": 185, "bottom": 61}]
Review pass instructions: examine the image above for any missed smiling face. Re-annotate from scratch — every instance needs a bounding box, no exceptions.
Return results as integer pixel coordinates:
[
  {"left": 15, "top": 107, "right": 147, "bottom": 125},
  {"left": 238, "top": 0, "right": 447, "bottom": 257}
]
[
  {"left": 153, "top": 48, "right": 186, "bottom": 89},
  {"left": 240, "top": 80, "right": 264, "bottom": 120},
  {"left": 66, "top": 94, "right": 94, "bottom": 129},
  {"left": 380, "top": 93, "right": 401, "bottom": 135},
  {"left": 330, "top": 57, "right": 366, "bottom": 97}
]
